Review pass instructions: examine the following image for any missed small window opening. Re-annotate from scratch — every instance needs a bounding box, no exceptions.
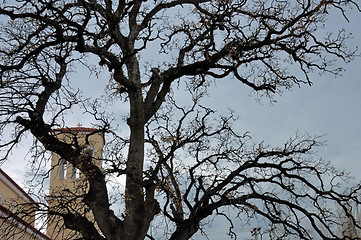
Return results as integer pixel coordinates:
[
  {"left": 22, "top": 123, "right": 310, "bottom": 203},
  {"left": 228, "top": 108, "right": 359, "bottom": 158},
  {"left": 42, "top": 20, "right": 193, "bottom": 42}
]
[
  {"left": 71, "top": 165, "right": 79, "bottom": 179},
  {"left": 59, "top": 158, "right": 67, "bottom": 179}
]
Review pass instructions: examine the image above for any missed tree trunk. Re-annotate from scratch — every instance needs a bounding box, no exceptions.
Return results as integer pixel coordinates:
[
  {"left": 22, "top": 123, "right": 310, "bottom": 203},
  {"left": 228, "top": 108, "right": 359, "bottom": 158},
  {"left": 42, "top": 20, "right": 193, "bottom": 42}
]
[
  {"left": 170, "top": 221, "right": 199, "bottom": 240},
  {"left": 124, "top": 86, "right": 148, "bottom": 239}
]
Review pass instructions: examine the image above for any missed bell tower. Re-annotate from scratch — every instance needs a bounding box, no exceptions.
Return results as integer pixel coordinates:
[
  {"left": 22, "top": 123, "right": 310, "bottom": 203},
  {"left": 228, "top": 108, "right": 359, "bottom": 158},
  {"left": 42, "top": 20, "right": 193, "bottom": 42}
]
[{"left": 46, "top": 127, "right": 104, "bottom": 240}]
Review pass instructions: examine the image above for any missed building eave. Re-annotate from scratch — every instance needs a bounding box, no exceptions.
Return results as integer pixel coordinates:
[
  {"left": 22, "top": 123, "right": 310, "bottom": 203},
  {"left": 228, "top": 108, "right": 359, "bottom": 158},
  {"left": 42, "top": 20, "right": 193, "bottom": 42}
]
[
  {"left": 0, "top": 169, "right": 38, "bottom": 206},
  {"left": 0, "top": 205, "right": 51, "bottom": 240}
]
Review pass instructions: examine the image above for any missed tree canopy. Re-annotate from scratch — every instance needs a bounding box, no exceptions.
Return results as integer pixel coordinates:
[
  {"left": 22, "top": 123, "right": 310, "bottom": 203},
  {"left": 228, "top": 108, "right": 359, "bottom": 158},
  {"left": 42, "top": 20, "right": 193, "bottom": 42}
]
[{"left": 0, "top": 0, "right": 360, "bottom": 239}]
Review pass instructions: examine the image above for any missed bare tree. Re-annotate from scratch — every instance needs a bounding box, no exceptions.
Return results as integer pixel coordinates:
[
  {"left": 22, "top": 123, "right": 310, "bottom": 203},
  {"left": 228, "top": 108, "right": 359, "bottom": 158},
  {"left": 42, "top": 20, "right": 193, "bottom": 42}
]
[{"left": 0, "top": 0, "right": 360, "bottom": 239}]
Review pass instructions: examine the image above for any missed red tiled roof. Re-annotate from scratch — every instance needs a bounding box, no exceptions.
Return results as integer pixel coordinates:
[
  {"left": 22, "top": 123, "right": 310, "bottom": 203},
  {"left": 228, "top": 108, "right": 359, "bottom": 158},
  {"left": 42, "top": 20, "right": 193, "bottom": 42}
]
[
  {"left": 0, "top": 169, "right": 37, "bottom": 205},
  {"left": 52, "top": 126, "right": 106, "bottom": 144},
  {"left": 0, "top": 205, "right": 52, "bottom": 240},
  {"left": 52, "top": 127, "right": 101, "bottom": 133}
]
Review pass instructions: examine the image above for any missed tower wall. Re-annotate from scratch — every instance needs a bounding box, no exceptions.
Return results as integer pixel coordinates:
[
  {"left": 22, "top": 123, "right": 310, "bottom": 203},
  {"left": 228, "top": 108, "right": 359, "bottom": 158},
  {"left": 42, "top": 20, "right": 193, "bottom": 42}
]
[{"left": 46, "top": 127, "right": 104, "bottom": 240}]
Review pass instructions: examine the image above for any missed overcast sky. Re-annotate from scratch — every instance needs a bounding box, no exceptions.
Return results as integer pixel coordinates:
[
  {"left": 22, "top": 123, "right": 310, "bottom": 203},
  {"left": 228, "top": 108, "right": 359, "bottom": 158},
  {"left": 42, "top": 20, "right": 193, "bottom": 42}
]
[{"left": 0, "top": 4, "right": 360, "bottom": 240}]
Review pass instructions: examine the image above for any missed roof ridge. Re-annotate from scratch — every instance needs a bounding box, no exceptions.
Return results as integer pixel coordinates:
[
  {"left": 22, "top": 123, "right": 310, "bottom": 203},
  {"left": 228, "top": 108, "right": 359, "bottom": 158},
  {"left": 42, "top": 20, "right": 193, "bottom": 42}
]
[{"left": 52, "top": 127, "right": 102, "bottom": 133}]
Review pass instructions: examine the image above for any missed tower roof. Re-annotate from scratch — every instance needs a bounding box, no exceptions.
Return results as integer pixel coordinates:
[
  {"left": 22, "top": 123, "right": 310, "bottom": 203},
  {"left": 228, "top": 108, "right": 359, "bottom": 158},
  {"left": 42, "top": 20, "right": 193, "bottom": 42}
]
[
  {"left": 52, "top": 126, "right": 105, "bottom": 144},
  {"left": 52, "top": 127, "right": 102, "bottom": 133}
]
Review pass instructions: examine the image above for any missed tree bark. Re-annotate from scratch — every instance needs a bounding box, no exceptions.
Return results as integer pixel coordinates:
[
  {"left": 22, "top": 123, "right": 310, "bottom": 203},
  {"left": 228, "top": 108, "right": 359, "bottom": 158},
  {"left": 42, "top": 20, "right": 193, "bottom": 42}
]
[{"left": 124, "top": 86, "right": 148, "bottom": 239}]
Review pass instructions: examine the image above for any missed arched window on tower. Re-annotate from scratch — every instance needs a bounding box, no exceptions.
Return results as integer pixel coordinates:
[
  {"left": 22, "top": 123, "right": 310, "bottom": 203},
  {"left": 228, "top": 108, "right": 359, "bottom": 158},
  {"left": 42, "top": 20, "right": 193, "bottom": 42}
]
[
  {"left": 58, "top": 158, "right": 67, "bottom": 179},
  {"left": 71, "top": 165, "right": 79, "bottom": 179}
]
